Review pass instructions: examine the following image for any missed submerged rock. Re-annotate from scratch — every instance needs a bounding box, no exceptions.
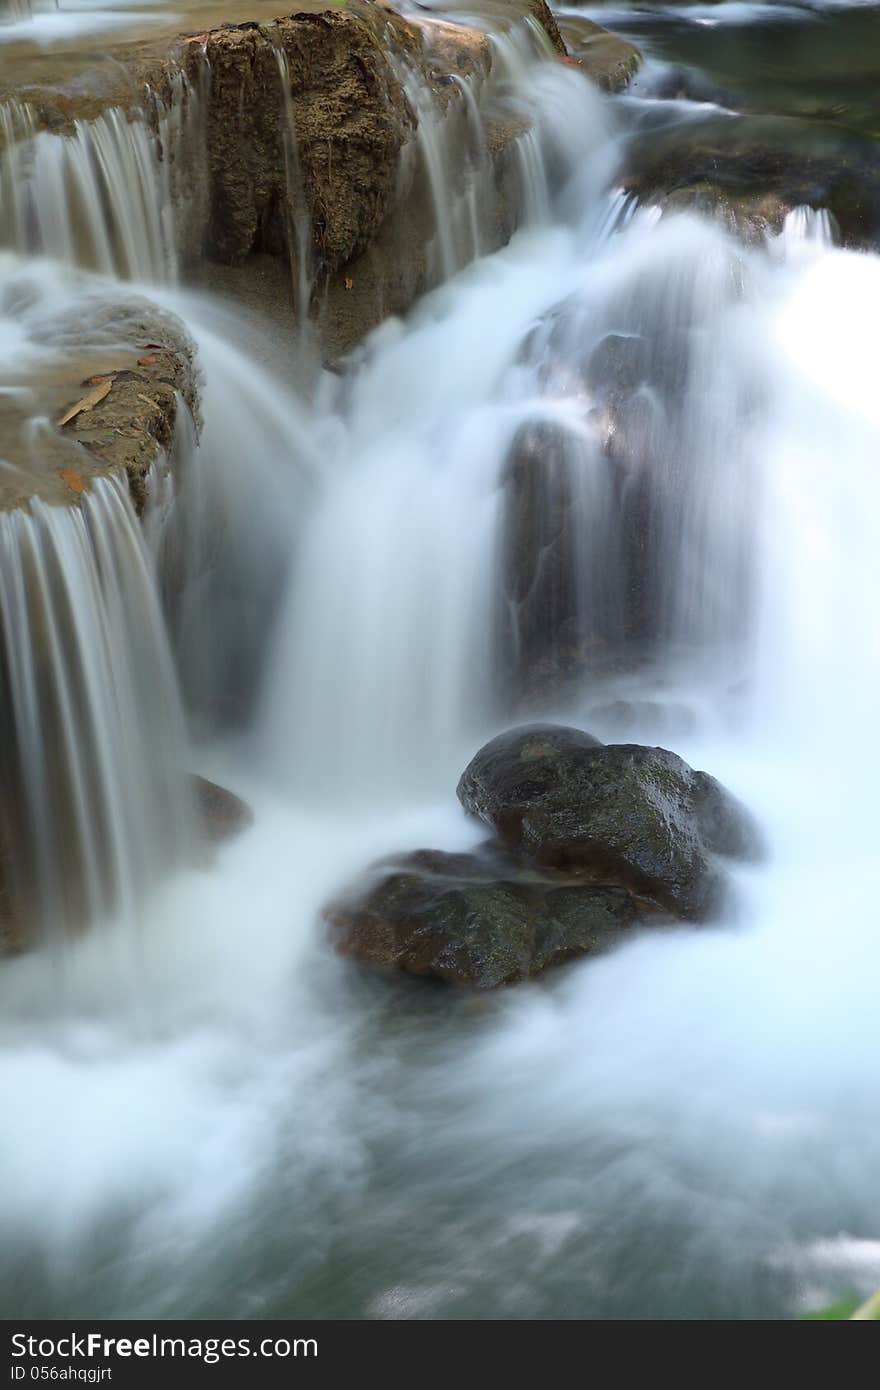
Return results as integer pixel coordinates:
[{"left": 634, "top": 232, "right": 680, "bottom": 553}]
[
  {"left": 0, "top": 295, "right": 198, "bottom": 518},
  {"left": 499, "top": 421, "right": 593, "bottom": 698},
  {"left": 327, "top": 844, "right": 662, "bottom": 989},
  {"left": 192, "top": 776, "right": 253, "bottom": 844},
  {"left": 457, "top": 724, "right": 759, "bottom": 920},
  {"left": 652, "top": 182, "right": 802, "bottom": 245}
]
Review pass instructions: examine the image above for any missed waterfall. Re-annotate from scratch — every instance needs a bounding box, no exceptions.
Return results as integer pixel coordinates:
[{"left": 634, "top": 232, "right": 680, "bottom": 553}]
[
  {"left": 0, "top": 0, "right": 32, "bottom": 22},
  {"left": 505, "top": 209, "right": 760, "bottom": 688},
  {"left": 382, "top": 15, "right": 610, "bottom": 294},
  {"left": 0, "top": 477, "right": 197, "bottom": 943},
  {"left": 0, "top": 74, "right": 202, "bottom": 282}
]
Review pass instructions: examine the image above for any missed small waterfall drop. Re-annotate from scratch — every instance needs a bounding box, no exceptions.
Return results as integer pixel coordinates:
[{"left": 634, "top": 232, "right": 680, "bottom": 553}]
[
  {"left": 0, "top": 476, "right": 197, "bottom": 943},
  {"left": 0, "top": 0, "right": 32, "bottom": 22},
  {"left": 264, "top": 31, "right": 314, "bottom": 329},
  {"left": 144, "top": 288, "right": 322, "bottom": 735},
  {"left": 0, "top": 74, "right": 202, "bottom": 282},
  {"left": 505, "top": 208, "right": 760, "bottom": 692}
]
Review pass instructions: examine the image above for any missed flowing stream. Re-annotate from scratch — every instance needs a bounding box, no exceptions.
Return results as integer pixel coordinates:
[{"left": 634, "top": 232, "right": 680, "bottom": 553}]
[{"left": 0, "top": 0, "right": 879, "bottom": 1320}]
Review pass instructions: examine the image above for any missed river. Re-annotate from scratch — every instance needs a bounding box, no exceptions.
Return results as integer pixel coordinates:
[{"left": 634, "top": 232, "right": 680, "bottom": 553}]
[{"left": 0, "top": 0, "right": 878, "bottom": 1320}]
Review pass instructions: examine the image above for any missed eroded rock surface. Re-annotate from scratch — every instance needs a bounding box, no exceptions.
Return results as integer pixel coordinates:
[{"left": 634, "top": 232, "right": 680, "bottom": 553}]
[
  {"left": 557, "top": 14, "right": 641, "bottom": 92},
  {"left": 327, "top": 843, "right": 661, "bottom": 989},
  {"left": 0, "top": 3, "right": 643, "bottom": 356}
]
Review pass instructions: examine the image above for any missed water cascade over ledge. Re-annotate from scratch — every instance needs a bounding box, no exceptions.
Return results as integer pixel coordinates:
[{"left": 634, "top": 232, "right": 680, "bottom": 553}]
[{"left": 0, "top": 477, "right": 196, "bottom": 943}]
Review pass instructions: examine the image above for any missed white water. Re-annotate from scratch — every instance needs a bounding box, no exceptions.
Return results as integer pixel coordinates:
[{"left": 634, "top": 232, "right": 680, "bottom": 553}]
[{"left": 1, "top": 5, "right": 879, "bottom": 1320}]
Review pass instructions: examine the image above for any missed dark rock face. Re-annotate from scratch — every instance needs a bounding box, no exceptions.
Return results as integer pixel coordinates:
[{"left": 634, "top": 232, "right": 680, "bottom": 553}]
[
  {"left": 502, "top": 317, "right": 643, "bottom": 704},
  {"left": 457, "top": 724, "right": 758, "bottom": 920},
  {"left": 327, "top": 844, "right": 657, "bottom": 989}
]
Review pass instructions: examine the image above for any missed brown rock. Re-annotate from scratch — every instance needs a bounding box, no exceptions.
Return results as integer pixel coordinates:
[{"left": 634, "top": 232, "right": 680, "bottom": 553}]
[
  {"left": 556, "top": 15, "right": 642, "bottom": 92},
  {"left": 192, "top": 776, "right": 253, "bottom": 844}
]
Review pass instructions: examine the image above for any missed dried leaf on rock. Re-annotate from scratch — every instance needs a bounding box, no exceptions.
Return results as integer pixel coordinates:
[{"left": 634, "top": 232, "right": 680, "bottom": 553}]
[{"left": 57, "top": 379, "right": 112, "bottom": 427}]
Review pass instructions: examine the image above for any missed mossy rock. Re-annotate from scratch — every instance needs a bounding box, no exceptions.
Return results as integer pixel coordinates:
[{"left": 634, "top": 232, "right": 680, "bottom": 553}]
[{"left": 326, "top": 844, "right": 660, "bottom": 989}]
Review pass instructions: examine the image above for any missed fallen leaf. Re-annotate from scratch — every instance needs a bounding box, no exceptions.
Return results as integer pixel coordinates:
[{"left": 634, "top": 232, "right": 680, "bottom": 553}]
[
  {"left": 59, "top": 469, "right": 85, "bottom": 494},
  {"left": 344, "top": 277, "right": 354, "bottom": 291},
  {"left": 137, "top": 393, "right": 159, "bottom": 411},
  {"left": 137, "top": 355, "right": 158, "bottom": 367},
  {"left": 57, "top": 378, "right": 112, "bottom": 427}
]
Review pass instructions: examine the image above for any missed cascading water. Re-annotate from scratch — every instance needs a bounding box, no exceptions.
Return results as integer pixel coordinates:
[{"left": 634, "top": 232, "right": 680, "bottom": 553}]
[
  {"left": 1, "top": 0, "right": 879, "bottom": 1323},
  {"left": 264, "top": 33, "right": 314, "bottom": 329},
  {"left": 504, "top": 209, "right": 761, "bottom": 691},
  {"left": 385, "top": 15, "right": 604, "bottom": 293},
  {"left": 0, "top": 477, "right": 196, "bottom": 942}
]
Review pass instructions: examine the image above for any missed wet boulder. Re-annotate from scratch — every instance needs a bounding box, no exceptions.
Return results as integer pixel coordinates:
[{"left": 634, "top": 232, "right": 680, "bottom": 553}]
[
  {"left": 457, "top": 724, "right": 759, "bottom": 920},
  {"left": 556, "top": 15, "right": 642, "bottom": 93},
  {"left": 326, "top": 845, "right": 661, "bottom": 989}
]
